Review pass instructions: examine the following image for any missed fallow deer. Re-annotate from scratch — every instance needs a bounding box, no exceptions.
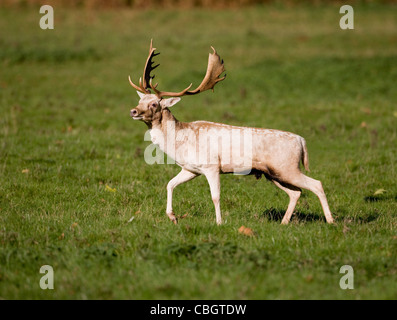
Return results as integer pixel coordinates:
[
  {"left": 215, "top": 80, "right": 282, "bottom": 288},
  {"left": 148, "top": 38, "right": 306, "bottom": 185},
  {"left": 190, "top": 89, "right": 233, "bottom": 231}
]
[{"left": 129, "top": 40, "right": 334, "bottom": 225}]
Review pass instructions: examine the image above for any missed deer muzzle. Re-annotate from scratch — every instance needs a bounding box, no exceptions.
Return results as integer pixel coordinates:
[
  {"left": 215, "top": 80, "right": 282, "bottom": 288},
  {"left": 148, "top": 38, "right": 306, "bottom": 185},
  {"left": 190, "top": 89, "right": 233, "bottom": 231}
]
[{"left": 130, "top": 109, "right": 139, "bottom": 118}]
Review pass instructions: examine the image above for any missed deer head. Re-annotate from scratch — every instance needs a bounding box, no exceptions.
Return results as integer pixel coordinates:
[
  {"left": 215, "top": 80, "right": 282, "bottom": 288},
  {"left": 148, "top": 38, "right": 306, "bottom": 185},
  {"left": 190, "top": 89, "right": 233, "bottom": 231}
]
[{"left": 129, "top": 40, "right": 226, "bottom": 126}]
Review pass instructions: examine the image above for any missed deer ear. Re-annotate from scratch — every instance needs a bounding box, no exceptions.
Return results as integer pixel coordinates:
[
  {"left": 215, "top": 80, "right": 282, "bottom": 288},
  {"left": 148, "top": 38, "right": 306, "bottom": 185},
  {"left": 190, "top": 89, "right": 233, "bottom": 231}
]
[
  {"left": 160, "top": 97, "right": 181, "bottom": 109},
  {"left": 136, "top": 91, "right": 146, "bottom": 100}
]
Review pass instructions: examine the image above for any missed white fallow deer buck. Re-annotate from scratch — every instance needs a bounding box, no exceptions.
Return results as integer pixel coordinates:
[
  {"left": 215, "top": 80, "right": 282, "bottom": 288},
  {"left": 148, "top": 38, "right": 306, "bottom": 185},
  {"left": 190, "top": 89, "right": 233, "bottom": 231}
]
[{"left": 129, "top": 40, "right": 334, "bottom": 225}]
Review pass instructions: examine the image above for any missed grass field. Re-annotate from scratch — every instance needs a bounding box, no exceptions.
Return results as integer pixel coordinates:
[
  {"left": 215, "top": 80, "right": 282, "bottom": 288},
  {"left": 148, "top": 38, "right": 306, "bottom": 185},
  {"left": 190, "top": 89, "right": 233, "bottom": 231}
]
[{"left": 0, "top": 3, "right": 396, "bottom": 300}]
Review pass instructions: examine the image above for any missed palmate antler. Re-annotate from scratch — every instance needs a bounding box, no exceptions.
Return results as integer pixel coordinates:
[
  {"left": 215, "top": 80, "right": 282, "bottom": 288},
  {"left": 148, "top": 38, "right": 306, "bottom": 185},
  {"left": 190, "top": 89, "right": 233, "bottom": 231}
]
[
  {"left": 128, "top": 39, "right": 159, "bottom": 94},
  {"left": 129, "top": 40, "right": 226, "bottom": 99}
]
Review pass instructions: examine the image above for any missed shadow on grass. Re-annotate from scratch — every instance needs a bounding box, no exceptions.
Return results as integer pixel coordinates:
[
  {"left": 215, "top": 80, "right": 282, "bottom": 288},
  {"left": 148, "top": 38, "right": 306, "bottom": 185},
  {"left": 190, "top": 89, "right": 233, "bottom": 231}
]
[
  {"left": 262, "top": 207, "right": 323, "bottom": 223},
  {"left": 349, "top": 214, "right": 379, "bottom": 224},
  {"left": 262, "top": 208, "right": 381, "bottom": 224},
  {"left": 363, "top": 194, "right": 397, "bottom": 203}
]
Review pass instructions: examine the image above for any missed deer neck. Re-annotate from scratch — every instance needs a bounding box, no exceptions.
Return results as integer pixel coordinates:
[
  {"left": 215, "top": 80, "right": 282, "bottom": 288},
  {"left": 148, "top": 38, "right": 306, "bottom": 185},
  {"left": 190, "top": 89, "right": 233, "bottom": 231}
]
[
  {"left": 148, "top": 108, "right": 187, "bottom": 158},
  {"left": 151, "top": 108, "right": 183, "bottom": 132}
]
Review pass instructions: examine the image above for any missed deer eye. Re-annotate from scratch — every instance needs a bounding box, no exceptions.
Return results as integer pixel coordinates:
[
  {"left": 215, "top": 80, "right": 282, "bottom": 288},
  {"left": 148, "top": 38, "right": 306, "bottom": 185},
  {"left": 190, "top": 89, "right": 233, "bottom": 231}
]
[{"left": 150, "top": 103, "right": 157, "bottom": 108}]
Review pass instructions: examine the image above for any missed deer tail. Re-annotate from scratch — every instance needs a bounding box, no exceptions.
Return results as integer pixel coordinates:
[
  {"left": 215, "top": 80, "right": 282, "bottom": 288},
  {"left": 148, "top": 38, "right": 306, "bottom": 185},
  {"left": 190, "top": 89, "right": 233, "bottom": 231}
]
[{"left": 301, "top": 137, "right": 310, "bottom": 172}]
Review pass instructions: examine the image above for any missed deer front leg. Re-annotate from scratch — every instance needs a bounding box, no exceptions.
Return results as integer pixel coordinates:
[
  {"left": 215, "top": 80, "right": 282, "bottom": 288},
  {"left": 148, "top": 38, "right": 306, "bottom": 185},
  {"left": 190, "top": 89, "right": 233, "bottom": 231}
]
[
  {"left": 203, "top": 169, "right": 222, "bottom": 225},
  {"left": 166, "top": 169, "right": 198, "bottom": 224}
]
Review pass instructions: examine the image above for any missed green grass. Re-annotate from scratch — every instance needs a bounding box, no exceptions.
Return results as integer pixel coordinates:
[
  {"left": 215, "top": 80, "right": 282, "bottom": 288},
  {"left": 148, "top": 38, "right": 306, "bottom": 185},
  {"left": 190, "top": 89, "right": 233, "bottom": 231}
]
[{"left": 0, "top": 4, "right": 396, "bottom": 299}]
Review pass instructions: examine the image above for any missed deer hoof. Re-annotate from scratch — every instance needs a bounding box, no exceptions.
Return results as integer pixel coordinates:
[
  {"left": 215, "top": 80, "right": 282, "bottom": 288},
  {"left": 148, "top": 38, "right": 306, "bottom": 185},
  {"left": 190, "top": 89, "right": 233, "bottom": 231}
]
[{"left": 167, "top": 213, "right": 178, "bottom": 224}]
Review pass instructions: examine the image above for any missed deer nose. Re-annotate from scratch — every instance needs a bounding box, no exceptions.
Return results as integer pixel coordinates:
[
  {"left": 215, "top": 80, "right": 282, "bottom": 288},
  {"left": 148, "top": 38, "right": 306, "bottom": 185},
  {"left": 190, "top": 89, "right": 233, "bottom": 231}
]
[{"left": 130, "top": 109, "right": 138, "bottom": 117}]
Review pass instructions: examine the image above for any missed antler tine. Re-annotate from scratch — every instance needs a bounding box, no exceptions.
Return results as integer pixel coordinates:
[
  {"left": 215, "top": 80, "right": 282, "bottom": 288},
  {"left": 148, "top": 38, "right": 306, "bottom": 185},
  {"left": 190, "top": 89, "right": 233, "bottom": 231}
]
[
  {"left": 149, "top": 78, "right": 160, "bottom": 96},
  {"left": 128, "top": 75, "right": 147, "bottom": 93}
]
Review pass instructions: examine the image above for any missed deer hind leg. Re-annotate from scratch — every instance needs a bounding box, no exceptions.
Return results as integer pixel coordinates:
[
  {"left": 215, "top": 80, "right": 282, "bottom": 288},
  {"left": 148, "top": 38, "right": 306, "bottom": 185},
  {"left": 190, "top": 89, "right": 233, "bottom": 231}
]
[
  {"left": 166, "top": 169, "right": 198, "bottom": 224},
  {"left": 287, "top": 173, "right": 334, "bottom": 224},
  {"left": 272, "top": 180, "right": 301, "bottom": 225}
]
